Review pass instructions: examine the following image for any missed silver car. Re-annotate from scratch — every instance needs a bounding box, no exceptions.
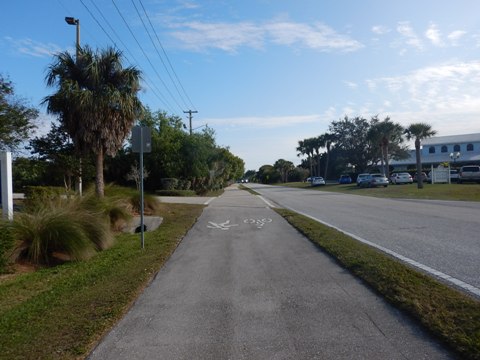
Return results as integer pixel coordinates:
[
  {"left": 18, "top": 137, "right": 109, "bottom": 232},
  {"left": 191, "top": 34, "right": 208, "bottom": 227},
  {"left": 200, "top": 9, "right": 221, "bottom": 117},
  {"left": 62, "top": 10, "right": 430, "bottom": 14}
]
[
  {"left": 390, "top": 172, "right": 413, "bottom": 184},
  {"left": 356, "top": 173, "right": 370, "bottom": 187},
  {"left": 367, "top": 173, "right": 389, "bottom": 188}
]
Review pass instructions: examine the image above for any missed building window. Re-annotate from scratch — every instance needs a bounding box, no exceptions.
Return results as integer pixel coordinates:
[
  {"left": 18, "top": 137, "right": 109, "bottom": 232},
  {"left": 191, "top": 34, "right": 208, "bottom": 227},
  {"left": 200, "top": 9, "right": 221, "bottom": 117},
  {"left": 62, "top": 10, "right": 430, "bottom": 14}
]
[
  {"left": 441, "top": 145, "right": 448, "bottom": 153},
  {"left": 467, "top": 143, "right": 474, "bottom": 151},
  {"left": 454, "top": 144, "right": 460, "bottom": 152},
  {"left": 429, "top": 146, "right": 435, "bottom": 154}
]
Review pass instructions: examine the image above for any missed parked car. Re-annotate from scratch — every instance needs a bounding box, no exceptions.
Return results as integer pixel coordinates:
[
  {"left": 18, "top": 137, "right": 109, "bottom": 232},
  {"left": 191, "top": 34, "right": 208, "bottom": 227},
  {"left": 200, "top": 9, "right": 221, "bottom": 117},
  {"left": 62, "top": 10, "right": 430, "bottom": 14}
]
[
  {"left": 367, "top": 173, "right": 389, "bottom": 187},
  {"left": 458, "top": 165, "right": 480, "bottom": 183},
  {"left": 413, "top": 172, "right": 428, "bottom": 182},
  {"left": 311, "top": 176, "right": 326, "bottom": 186},
  {"left": 338, "top": 175, "right": 352, "bottom": 184},
  {"left": 356, "top": 173, "right": 370, "bottom": 187},
  {"left": 450, "top": 169, "right": 459, "bottom": 182},
  {"left": 390, "top": 172, "right": 413, "bottom": 184}
]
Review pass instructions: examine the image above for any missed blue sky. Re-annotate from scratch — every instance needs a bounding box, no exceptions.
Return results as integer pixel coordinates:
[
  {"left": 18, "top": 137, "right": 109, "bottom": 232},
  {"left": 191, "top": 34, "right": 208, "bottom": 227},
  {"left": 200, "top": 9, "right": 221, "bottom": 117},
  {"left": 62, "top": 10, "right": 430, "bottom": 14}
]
[{"left": 2, "top": 1, "right": 480, "bottom": 171}]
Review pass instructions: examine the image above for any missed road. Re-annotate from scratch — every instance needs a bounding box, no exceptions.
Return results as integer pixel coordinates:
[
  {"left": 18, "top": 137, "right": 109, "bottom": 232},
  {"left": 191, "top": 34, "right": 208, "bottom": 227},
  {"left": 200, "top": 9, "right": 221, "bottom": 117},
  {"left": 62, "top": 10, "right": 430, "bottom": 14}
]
[
  {"left": 88, "top": 185, "right": 452, "bottom": 359},
  {"left": 247, "top": 183, "right": 480, "bottom": 295}
]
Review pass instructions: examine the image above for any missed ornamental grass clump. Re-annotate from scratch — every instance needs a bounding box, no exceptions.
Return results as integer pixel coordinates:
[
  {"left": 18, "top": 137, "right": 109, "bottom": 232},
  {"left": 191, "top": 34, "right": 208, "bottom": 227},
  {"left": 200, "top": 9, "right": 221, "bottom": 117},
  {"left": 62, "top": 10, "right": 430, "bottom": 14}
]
[{"left": 4, "top": 190, "right": 121, "bottom": 266}]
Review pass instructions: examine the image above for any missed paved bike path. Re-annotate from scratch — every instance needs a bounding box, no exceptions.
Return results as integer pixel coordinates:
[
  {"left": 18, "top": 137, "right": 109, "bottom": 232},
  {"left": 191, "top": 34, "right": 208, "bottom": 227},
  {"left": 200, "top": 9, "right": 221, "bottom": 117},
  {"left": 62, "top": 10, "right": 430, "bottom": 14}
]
[{"left": 88, "top": 185, "right": 451, "bottom": 359}]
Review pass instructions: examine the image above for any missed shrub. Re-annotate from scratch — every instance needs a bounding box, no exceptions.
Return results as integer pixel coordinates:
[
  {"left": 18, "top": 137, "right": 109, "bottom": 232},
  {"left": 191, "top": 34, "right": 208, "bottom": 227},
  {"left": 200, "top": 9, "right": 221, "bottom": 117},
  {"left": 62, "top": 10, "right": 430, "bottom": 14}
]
[
  {"left": 129, "top": 193, "right": 161, "bottom": 215},
  {"left": 0, "top": 224, "right": 15, "bottom": 272},
  {"left": 77, "top": 188, "right": 132, "bottom": 234},
  {"left": 155, "top": 190, "right": 196, "bottom": 197},
  {"left": 178, "top": 179, "right": 192, "bottom": 190},
  {"left": 160, "top": 178, "right": 178, "bottom": 190},
  {"left": 23, "top": 186, "right": 71, "bottom": 211},
  {"left": 8, "top": 191, "right": 116, "bottom": 265}
]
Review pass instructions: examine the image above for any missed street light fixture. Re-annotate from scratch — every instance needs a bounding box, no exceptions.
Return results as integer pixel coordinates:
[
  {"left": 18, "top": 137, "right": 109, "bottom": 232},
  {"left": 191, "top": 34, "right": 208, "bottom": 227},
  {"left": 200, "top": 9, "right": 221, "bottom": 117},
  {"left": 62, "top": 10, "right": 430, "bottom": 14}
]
[
  {"left": 65, "top": 16, "right": 82, "bottom": 195},
  {"left": 450, "top": 151, "right": 461, "bottom": 164}
]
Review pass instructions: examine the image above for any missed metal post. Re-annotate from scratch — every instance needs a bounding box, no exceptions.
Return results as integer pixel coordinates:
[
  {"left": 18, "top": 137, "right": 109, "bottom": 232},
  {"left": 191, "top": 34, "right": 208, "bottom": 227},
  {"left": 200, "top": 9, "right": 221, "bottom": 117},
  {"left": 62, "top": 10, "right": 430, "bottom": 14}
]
[
  {"left": 140, "top": 128, "right": 145, "bottom": 249},
  {"left": 65, "top": 16, "right": 82, "bottom": 196},
  {"left": 0, "top": 152, "right": 13, "bottom": 220}
]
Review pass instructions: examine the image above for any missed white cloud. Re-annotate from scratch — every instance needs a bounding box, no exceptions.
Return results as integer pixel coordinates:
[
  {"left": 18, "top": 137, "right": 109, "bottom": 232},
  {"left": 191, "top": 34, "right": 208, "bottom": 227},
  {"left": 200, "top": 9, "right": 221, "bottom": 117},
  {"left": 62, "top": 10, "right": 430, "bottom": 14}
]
[
  {"left": 425, "top": 23, "right": 443, "bottom": 46},
  {"left": 265, "top": 22, "right": 363, "bottom": 52},
  {"left": 447, "top": 30, "right": 467, "bottom": 45},
  {"left": 171, "top": 21, "right": 264, "bottom": 53},
  {"left": 343, "top": 81, "right": 358, "bottom": 89},
  {"left": 169, "top": 20, "right": 363, "bottom": 53},
  {"left": 4, "top": 37, "right": 62, "bottom": 58},
  {"left": 203, "top": 114, "right": 323, "bottom": 129},
  {"left": 371, "top": 25, "right": 390, "bottom": 35},
  {"left": 363, "top": 61, "right": 480, "bottom": 129},
  {"left": 396, "top": 21, "right": 423, "bottom": 50}
]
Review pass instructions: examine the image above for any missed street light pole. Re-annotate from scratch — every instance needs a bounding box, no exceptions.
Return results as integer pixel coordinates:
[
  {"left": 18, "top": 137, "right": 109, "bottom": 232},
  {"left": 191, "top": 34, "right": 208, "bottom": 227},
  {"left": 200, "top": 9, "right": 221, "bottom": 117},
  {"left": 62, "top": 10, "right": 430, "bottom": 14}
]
[{"left": 65, "top": 16, "right": 82, "bottom": 196}]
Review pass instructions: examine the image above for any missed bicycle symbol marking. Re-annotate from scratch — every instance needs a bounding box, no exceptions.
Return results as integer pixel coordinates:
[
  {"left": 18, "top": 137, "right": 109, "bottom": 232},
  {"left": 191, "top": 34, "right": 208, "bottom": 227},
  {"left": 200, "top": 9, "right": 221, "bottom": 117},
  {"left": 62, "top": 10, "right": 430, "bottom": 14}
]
[
  {"left": 207, "top": 220, "right": 239, "bottom": 230},
  {"left": 207, "top": 218, "right": 272, "bottom": 230},
  {"left": 243, "top": 218, "right": 272, "bottom": 229}
]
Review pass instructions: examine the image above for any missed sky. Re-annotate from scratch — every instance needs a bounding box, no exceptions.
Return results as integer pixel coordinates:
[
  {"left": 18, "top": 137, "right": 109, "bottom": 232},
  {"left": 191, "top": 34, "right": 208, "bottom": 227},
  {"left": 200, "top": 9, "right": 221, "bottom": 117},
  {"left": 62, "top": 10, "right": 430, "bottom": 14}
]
[{"left": 2, "top": 0, "right": 480, "bottom": 171}]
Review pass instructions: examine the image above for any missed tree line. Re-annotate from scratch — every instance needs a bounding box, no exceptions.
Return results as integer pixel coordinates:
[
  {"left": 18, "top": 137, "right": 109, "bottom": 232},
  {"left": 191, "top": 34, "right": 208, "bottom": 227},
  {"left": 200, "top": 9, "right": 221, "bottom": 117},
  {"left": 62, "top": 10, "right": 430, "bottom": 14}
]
[
  {"left": 248, "top": 115, "right": 435, "bottom": 189},
  {"left": 1, "top": 46, "right": 244, "bottom": 195}
]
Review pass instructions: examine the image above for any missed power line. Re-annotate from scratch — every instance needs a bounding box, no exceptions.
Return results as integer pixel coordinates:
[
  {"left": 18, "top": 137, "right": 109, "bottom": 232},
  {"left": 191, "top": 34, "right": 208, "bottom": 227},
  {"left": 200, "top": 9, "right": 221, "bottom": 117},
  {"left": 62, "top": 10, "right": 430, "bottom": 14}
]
[
  {"left": 137, "top": 0, "right": 197, "bottom": 111},
  {"left": 111, "top": 0, "right": 185, "bottom": 113},
  {"left": 81, "top": 0, "right": 176, "bottom": 113}
]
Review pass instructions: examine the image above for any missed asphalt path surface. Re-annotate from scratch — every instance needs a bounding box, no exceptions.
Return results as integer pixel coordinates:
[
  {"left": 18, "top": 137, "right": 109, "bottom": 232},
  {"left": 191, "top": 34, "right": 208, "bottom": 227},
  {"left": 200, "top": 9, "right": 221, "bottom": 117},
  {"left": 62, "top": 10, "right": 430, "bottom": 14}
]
[
  {"left": 89, "top": 185, "right": 452, "bottom": 359},
  {"left": 246, "top": 183, "right": 480, "bottom": 295}
]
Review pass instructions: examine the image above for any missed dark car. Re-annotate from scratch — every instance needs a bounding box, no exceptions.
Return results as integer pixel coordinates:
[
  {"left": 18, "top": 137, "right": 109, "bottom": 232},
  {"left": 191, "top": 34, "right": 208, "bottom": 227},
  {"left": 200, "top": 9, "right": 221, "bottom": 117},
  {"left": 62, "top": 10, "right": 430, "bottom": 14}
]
[
  {"left": 338, "top": 175, "right": 352, "bottom": 184},
  {"left": 413, "top": 172, "right": 428, "bottom": 182}
]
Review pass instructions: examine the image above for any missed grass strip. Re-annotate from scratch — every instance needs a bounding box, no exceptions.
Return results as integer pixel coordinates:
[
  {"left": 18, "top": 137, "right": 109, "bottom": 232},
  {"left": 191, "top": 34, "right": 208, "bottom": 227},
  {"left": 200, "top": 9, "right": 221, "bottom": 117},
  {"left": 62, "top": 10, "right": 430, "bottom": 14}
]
[
  {"left": 275, "top": 208, "right": 480, "bottom": 360},
  {"left": 278, "top": 181, "right": 480, "bottom": 201},
  {"left": 0, "top": 203, "right": 204, "bottom": 360}
]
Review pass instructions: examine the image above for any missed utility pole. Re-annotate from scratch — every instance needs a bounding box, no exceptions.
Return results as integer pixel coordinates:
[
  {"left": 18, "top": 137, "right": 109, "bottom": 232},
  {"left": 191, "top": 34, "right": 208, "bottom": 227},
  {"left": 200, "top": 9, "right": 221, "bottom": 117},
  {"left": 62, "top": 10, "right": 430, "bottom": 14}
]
[{"left": 184, "top": 110, "right": 198, "bottom": 135}]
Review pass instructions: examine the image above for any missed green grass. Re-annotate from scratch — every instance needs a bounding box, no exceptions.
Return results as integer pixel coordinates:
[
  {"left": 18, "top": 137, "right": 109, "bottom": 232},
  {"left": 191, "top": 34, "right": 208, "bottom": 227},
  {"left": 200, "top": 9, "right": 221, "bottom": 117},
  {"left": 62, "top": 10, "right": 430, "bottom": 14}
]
[
  {"left": 0, "top": 202, "right": 204, "bottom": 360},
  {"left": 279, "top": 181, "right": 480, "bottom": 201},
  {"left": 275, "top": 208, "right": 480, "bottom": 360}
]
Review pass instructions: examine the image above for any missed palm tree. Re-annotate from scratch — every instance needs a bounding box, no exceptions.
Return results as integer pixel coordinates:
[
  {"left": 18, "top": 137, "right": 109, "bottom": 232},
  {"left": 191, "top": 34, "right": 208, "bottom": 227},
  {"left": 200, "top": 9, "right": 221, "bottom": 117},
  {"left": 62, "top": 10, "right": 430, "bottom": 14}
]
[
  {"left": 296, "top": 139, "right": 314, "bottom": 181},
  {"left": 311, "top": 136, "right": 324, "bottom": 177},
  {"left": 317, "top": 132, "right": 334, "bottom": 180},
  {"left": 404, "top": 123, "right": 437, "bottom": 189},
  {"left": 274, "top": 159, "right": 294, "bottom": 183},
  {"left": 368, "top": 117, "right": 404, "bottom": 176},
  {"left": 44, "top": 46, "right": 143, "bottom": 197}
]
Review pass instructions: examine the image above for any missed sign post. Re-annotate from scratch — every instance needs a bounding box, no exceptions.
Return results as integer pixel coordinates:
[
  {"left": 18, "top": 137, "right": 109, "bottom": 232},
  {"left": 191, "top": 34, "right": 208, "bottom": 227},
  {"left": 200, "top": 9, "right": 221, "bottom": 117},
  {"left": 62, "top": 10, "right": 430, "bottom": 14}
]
[
  {"left": 0, "top": 152, "right": 13, "bottom": 220},
  {"left": 131, "top": 126, "right": 152, "bottom": 249}
]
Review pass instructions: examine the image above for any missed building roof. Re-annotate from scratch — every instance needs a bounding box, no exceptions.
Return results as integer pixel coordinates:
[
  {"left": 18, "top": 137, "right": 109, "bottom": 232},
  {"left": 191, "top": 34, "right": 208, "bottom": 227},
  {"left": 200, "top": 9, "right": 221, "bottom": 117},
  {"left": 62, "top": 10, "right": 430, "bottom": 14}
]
[
  {"left": 423, "top": 133, "right": 480, "bottom": 146},
  {"left": 391, "top": 150, "right": 480, "bottom": 166}
]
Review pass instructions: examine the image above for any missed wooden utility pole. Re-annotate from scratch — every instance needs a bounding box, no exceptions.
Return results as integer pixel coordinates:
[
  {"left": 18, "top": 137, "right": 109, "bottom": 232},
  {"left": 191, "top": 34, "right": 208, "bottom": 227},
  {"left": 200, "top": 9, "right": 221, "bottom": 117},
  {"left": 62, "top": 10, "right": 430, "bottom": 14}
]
[{"left": 184, "top": 110, "right": 198, "bottom": 135}]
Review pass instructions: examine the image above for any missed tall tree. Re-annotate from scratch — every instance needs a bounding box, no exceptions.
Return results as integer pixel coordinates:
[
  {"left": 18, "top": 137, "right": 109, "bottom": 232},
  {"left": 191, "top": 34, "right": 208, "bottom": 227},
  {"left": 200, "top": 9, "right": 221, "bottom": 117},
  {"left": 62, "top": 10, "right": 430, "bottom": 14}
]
[
  {"left": 317, "top": 132, "right": 334, "bottom": 180},
  {"left": 0, "top": 75, "right": 38, "bottom": 151},
  {"left": 297, "top": 138, "right": 315, "bottom": 180},
  {"left": 329, "top": 116, "right": 373, "bottom": 173},
  {"left": 44, "top": 46, "right": 143, "bottom": 197},
  {"left": 311, "top": 136, "right": 324, "bottom": 177},
  {"left": 367, "top": 116, "right": 406, "bottom": 176},
  {"left": 274, "top": 159, "right": 294, "bottom": 183},
  {"left": 29, "top": 122, "right": 79, "bottom": 191},
  {"left": 404, "top": 123, "right": 437, "bottom": 189}
]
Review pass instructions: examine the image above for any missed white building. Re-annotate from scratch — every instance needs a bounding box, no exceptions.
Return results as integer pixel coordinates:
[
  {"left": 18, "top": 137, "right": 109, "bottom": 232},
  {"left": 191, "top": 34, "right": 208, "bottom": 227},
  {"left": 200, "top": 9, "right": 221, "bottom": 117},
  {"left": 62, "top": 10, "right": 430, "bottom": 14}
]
[{"left": 391, "top": 133, "right": 480, "bottom": 170}]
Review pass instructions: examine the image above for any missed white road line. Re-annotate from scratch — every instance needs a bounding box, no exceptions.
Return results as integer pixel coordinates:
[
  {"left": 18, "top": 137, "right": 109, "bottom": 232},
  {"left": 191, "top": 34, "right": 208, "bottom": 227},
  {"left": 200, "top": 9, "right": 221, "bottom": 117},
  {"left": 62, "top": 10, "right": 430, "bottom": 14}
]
[
  {"left": 257, "top": 195, "right": 276, "bottom": 208},
  {"left": 283, "top": 205, "right": 480, "bottom": 298},
  {"left": 204, "top": 197, "right": 215, "bottom": 205}
]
